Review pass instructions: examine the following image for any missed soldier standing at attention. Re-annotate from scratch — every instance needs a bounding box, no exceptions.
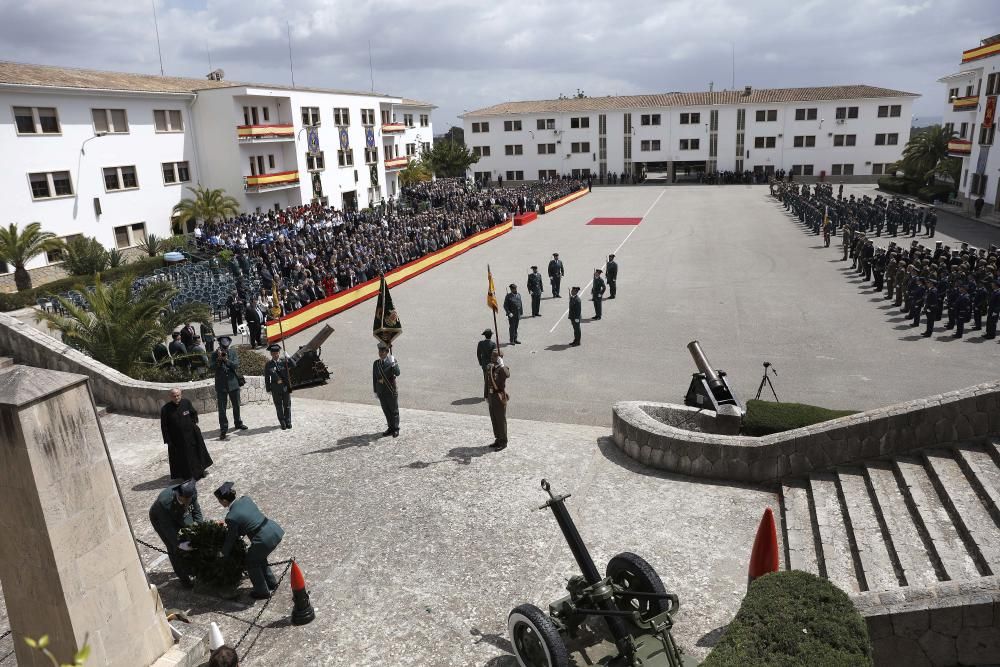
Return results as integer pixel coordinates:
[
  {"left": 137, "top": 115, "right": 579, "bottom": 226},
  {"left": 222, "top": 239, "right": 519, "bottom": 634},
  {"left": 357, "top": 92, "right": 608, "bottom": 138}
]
[
  {"left": 568, "top": 286, "right": 582, "bottom": 346},
  {"left": 527, "top": 266, "right": 544, "bottom": 317},
  {"left": 954, "top": 284, "right": 972, "bottom": 339},
  {"left": 985, "top": 279, "right": 1000, "bottom": 339},
  {"left": 264, "top": 343, "right": 295, "bottom": 430},
  {"left": 486, "top": 349, "right": 510, "bottom": 450},
  {"left": 605, "top": 254, "right": 619, "bottom": 299},
  {"left": 910, "top": 278, "right": 927, "bottom": 329},
  {"left": 591, "top": 269, "right": 606, "bottom": 320},
  {"left": 209, "top": 335, "right": 247, "bottom": 441},
  {"left": 504, "top": 284, "right": 523, "bottom": 344},
  {"left": 214, "top": 482, "right": 284, "bottom": 600},
  {"left": 547, "top": 253, "right": 564, "bottom": 298},
  {"left": 476, "top": 329, "right": 497, "bottom": 398},
  {"left": 373, "top": 342, "right": 400, "bottom": 437},
  {"left": 922, "top": 280, "right": 940, "bottom": 337},
  {"left": 148, "top": 479, "right": 201, "bottom": 588}
]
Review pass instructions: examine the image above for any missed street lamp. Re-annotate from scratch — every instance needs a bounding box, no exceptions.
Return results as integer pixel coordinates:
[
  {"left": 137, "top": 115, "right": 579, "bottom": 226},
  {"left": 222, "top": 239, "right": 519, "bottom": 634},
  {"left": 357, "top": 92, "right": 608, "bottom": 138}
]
[{"left": 80, "top": 131, "right": 107, "bottom": 155}]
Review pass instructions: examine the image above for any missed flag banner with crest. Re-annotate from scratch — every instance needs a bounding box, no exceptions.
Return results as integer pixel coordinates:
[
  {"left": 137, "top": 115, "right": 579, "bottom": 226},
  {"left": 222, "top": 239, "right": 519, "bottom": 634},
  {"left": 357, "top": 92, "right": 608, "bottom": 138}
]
[
  {"left": 373, "top": 276, "right": 402, "bottom": 346},
  {"left": 307, "top": 127, "right": 320, "bottom": 157},
  {"left": 339, "top": 127, "right": 350, "bottom": 150},
  {"left": 487, "top": 266, "right": 499, "bottom": 312}
]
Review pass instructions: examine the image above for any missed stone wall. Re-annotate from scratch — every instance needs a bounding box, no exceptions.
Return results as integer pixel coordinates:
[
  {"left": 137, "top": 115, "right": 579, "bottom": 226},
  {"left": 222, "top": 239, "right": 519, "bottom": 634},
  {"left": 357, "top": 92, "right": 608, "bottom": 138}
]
[
  {"left": 0, "top": 263, "right": 69, "bottom": 294},
  {"left": 0, "top": 311, "right": 269, "bottom": 417},
  {"left": 854, "top": 577, "right": 1000, "bottom": 666},
  {"left": 612, "top": 382, "right": 1000, "bottom": 483}
]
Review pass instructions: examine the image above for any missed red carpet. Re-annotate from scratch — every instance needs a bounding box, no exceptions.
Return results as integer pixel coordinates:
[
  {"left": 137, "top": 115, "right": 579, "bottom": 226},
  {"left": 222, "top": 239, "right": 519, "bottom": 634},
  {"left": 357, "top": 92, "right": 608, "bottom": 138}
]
[{"left": 587, "top": 217, "right": 642, "bottom": 225}]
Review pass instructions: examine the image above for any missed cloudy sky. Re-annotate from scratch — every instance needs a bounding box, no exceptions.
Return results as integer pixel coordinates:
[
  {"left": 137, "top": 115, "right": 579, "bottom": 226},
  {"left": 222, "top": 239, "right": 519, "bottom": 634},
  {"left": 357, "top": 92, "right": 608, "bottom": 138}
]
[{"left": 1, "top": 0, "right": 993, "bottom": 130}]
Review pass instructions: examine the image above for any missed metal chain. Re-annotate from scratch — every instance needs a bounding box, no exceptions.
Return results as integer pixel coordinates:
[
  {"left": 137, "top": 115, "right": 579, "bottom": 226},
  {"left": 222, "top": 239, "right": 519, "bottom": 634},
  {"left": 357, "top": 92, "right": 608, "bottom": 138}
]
[{"left": 233, "top": 559, "right": 294, "bottom": 660}]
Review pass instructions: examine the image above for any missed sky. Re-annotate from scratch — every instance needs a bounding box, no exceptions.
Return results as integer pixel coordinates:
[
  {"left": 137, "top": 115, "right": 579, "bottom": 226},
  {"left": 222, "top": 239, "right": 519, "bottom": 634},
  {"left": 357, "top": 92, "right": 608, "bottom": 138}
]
[{"left": 0, "top": 0, "right": 994, "bottom": 131}]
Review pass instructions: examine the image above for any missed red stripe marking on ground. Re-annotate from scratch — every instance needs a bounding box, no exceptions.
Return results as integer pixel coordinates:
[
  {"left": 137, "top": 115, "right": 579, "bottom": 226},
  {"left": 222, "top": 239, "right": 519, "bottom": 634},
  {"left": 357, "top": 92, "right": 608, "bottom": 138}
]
[{"left": 586, "top": 217, "right": 642, "bottom": 226}]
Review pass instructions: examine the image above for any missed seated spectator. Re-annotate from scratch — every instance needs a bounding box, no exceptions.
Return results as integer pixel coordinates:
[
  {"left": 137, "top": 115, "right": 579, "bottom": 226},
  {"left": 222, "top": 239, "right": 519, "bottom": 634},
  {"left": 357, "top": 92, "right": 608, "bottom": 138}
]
[{"left": 168, "top": 331, "right": 188, "bottom": 368}]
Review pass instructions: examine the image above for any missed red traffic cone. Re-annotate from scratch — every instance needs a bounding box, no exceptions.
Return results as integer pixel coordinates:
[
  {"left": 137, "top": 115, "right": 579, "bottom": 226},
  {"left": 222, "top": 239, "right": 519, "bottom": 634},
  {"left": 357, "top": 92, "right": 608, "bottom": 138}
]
[
  {"left": 747, "top": 507, "right": 780, "bottom": 590},
  {"left": 290, "top": 560, "right": 316, "bottom": 625}
]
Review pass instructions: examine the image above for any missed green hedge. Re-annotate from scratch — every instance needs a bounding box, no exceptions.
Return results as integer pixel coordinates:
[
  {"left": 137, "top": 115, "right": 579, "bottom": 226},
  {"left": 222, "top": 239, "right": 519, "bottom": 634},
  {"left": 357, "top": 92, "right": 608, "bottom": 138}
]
[
  {"left": 703, "top": 571, "right": 872, "bottom": 667},
  {"left": 0, "top": 256, "right": 166, "bottom": 312},
  {"left": 916, "top": 183, "right": 954, "bottom": 203},
  {"left": 876, "top": 175, "right": 917, "bottom": 195},
  {"left": 742, "top": 399, "right": 857, "bottom": 436}
]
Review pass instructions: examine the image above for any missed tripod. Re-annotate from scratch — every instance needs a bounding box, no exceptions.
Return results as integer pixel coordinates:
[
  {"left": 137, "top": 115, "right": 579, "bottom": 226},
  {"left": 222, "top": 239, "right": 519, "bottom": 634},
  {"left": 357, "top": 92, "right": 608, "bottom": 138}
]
[{"left": 754, "top": 362, "right": 780, "bottom": 402}]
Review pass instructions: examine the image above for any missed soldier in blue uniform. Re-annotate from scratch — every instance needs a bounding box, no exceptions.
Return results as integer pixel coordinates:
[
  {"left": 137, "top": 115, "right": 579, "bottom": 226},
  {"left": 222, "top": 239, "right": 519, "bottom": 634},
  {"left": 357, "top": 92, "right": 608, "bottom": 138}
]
[
  {"left": 373, "top": 342, "right": 400, "bottom": 437},
  {"left": 972, "top": 281, "right": 989, "bottom": 331},
  {"left": 985, "top": 279, "right": 1000, "bottom": 339},
  {"left": 209, "top": 336, "right": 247, "bottom": 441},
  {"left": 526, "top": 266, "right": 543, "bottom": 317},
  {"left": 148, "top": 479, "right": 202, "bottom": 588},
  {"left": 591, "top": 269, "right": 606, "bottom": 320},
  {"left": 922, "top": 280, "right": 940, "bottom": 338},
  {"left": 605, "top": 254, "right": 619, "bottom": 299},
  {"left": 264, "top": 343, "right": 295, "bottom": 430},
  {"left": 909, "top": 278, "right": 927, "bottom": 328},
  {"left": 215, "top": 482, "right": 285, "bottom": 600},
  {"left": 568, "top": 286, "right": 582, "bottom": 346},
  {"left": 954, "top": 285, "right": 972, "bottom": 339}
]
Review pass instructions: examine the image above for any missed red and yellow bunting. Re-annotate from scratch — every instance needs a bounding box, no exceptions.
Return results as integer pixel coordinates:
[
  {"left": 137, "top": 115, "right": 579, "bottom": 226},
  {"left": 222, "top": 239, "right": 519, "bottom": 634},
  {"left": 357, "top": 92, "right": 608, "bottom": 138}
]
[
  {"left": 245, "top": 170, "right": 299, "bottom": 188},
  {"left": 237, "top": 124, "right": 295, "bottom": 139},
  {"left": 542, "top": 188, "right": 589, "bottom": 214},
  {"left": 947, "top": 138, "right": 972, "bottom": 155},
  {"left": 952, "top": 96, "right": 979, "bottom": 112},
  {"left": 962, "top": 41, "right": 1000, "bottom": 64}
]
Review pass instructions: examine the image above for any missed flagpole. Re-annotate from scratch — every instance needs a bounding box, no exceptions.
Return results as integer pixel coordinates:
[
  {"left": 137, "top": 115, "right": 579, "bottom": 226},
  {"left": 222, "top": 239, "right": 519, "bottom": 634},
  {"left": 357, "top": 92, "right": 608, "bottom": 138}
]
[
  {"left": 488, "top": 264, "right": 502, "bottom": 348},
  {"left": 381, "top": 275, "right": 392, "bottom": 354}
]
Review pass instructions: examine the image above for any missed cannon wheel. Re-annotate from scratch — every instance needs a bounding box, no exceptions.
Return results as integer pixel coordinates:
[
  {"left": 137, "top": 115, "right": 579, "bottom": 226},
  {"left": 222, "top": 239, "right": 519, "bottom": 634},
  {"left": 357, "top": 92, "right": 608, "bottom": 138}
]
[
  {"left": 606, "top": 552, "right": 673, "bottom": 625},
  {"left": 508, "top": 604, "right": 569, "bottom": 667}
]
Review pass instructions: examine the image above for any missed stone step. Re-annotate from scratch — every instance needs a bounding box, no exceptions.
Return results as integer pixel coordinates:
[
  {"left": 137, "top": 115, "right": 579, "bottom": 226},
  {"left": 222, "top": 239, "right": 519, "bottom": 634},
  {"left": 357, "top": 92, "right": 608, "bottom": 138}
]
[
  {"left": 780, "top": 481, "right": 820, "bottom": 575},
  {"left": 864, "top": 462, "right": 940, "bottom": 587},
  {"left": 894, "top": 457, "right": 980, "bottom": 581},
  {"left": 924, "top": 449, "right": 1000, "bottom": 575},
  {"left": 836, "top": 468, "right": 900, "bottom": 591},
  {"left": 985, "top": 437, "right": 1000, "bottom": 470},
  {"left": 809, "top": 473, "right": 861, "bottom": 593},
  {"left": 954, "top": 443, "right": 1000, "bottom": 526},
  {"left": 0, "top": 357, "right": 13, "bottom": 371}
]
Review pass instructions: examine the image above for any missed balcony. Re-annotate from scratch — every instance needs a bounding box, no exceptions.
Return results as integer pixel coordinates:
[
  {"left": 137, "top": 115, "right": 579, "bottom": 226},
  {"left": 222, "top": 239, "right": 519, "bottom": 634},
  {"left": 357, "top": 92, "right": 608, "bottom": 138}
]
[
  {"left": 947, "top": 139, "right": 972, "bottom": 156},
  {"left": 384, "top": 155, "right": 411, "bottom": 170},
  {"left": 382, "top": 123, "right": 406, "bottom": 134},
  {"left": 237, "top": 124, "right": 295, "bottom": 142},
  {"left": 952, "top": 96, "right": 979, "bottom": 112},
  {"left": 244, "top": 170, "right": 300, "bottom": 192}
]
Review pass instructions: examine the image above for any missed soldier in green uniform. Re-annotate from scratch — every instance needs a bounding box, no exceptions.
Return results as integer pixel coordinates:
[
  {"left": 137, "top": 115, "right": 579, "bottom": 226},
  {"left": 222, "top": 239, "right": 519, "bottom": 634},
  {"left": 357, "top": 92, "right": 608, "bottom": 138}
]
[
  {"left": 148, "top": 479, "right": 202, "bottom": 588},
  {"left": 591, "top": 269, "right": 606, "bottom": 319},
  {"left": 526, "top": 266, "right": 544, "bottom": 317},
  {"left": 214, "top": 482, "right": 285, "bottom": 600},
  {"left": 264, "top": 343, "right": 295, "bottom": 430},
  {"left": 486, "top": 349, "right": 510, "bottom": 450},
  {"left": 373, "top": 342, "right": 400, "bottom": 437},
  {"left": 209, "top": 335, "right": 247, "bottom": 440}
]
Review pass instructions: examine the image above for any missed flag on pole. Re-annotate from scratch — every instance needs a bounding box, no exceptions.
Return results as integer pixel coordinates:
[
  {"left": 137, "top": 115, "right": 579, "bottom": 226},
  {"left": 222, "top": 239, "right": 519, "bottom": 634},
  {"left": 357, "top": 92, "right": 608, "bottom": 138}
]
[
  {"left": 487, "top": 266, "right": 499, "bottom": 313},
  {"left": 373, "top": 275, "right": 402, "bottom": 346},
  {"left": 270, "top": 281, "right": 283, "bottom": 320}
]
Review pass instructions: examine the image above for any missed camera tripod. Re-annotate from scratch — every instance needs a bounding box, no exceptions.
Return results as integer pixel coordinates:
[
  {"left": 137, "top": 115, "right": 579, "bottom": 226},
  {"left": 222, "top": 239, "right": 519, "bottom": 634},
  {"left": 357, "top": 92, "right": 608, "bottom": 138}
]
[{"left": 754, "top": 362, "right": 780, "bottom": 402}]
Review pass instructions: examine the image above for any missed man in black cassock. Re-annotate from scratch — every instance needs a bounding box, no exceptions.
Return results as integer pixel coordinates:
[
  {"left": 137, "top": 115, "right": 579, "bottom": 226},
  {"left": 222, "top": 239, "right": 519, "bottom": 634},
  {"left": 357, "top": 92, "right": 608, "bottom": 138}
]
[{"left": 161, "top": 388, "right": 213, "bottom": 480}]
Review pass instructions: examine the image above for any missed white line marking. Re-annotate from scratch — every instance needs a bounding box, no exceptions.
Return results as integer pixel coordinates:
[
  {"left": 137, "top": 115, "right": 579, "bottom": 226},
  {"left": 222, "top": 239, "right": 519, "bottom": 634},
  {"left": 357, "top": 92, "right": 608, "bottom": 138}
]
[
  {"left": 149, "top": 553, "right": 169, "bottom": 569},
  {"left": 549, "top": 189, "right": 666, "bottom": 333}
]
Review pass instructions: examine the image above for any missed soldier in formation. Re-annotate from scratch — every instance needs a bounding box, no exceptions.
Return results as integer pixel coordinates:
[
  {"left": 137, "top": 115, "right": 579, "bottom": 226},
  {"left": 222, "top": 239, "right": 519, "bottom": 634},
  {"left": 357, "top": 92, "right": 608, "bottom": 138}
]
[
  {"left": 373, "top": 342, "right": 401, "bottom": 437},
  {"left": 264, "top": 343, "right": 295, "bottom": 429}
]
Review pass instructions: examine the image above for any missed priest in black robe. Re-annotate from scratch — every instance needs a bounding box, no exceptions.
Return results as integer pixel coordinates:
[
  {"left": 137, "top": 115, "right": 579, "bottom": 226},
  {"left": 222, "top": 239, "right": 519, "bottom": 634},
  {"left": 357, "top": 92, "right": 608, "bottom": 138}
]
[{"left": 161, "top": 388, "right": 213, "bottom": 480}]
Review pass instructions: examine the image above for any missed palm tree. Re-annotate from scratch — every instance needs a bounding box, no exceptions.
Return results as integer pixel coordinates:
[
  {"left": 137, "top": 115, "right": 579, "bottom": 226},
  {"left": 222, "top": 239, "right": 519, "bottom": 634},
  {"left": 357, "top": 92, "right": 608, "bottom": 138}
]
[
  {"left": 898, "top": 125, "right": 955, "bottom": 186},
  {"left": 0, "top": 222, "right": 65, "bottom": 291},
  {"left": 172, "top": 186, "right": 240, "bottom": 232},
  {"left": 399, "top": 158, "right": 432, "bottom": 187},
  {"left": 36, "top": 276, "right": 209, "bottom": 377}
]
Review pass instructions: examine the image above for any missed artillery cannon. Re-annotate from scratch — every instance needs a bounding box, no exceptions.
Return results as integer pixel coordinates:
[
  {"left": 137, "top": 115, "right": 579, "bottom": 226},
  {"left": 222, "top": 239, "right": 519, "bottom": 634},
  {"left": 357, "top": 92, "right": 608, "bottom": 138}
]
[
  {"left": 287, "top": 324, "right": 333, "bottom": 389},
  {"left": 507, "top": 480, "right": 693, "bottom": 667},
  {"left": 683, "top": 341, "right": 743, "bottom": 415}
]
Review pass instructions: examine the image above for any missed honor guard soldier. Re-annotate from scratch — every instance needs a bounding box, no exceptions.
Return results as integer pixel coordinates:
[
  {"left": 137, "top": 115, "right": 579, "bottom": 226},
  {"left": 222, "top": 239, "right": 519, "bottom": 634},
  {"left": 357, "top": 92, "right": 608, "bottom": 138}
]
[
  {"left": 568, "top": 286, "right": 582, "bottom": 346},
  {"left": 264, "top": 343, "right": 295, "bottom": 430},
  {"left": 476, "top": 329, "right": 497, "bottom": 398},
  {"left": 591, "top": 269, "right": 606, "bottom": 319},
  {"left": 486, "top": 349, "right": 510, "bottom": 450},
  {"left": 954, "top": 285, "right": 972, "bottom": 339},
  {"left": 504, "top": 284, "right": 523, "bottom": 344},
  {"left": 373, "top": 342, "right": 400, "bottom": 437},
  {"left": 985, "top": 279, "right": 1000, "bottom": 339},
  {"left": 922, "top": 280, "right": 940, "bottom": 337},
  {"left": 148, "top": 479, "right": 202, "bottom": 588},
  {"left": 547, "top": 253, "right": 564, "bottom": 298},
  {"left": 527, "top": 266, "right": 544, "bottom": 317},
  {"left": 210, "top": 335, "right": 247, "bottom": 440},
  {"left": 605, "top": 254, "right": 619, "bottom": 298},
  {"left": 214, "top": 482, "right": 285, "bottom": 600}
]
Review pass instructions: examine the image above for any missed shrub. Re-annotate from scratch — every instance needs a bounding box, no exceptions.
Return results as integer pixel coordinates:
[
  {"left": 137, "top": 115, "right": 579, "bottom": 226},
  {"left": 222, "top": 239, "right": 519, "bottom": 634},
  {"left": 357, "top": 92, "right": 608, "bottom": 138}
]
[
  {"left": 63, "top": 236, "right": 109, "bottom": 276},
  {"left": 703, "top": 570, "right": 872, "bottom": 667},
  {"left": 742, "top": 399, "right": 857, "bottom": 436},
  {"left": 916, "top": 183, "right": 954, "bottom": 203},
  {"left": 876, "top": 176, "right": 917, "bottom": 195},
  {"left": 0, "top": 256, "right": 165, "bottom": 311}
]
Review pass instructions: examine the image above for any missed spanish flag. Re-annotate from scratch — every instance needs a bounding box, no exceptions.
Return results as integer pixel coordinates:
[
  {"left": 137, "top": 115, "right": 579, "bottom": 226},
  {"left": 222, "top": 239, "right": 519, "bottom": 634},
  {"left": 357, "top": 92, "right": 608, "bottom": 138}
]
[
  {"left": 487, "top": 266, "right": 499, "bottom": 312},
  {"left": 270, "top": 281, "right": 283, "bottom": 320}
]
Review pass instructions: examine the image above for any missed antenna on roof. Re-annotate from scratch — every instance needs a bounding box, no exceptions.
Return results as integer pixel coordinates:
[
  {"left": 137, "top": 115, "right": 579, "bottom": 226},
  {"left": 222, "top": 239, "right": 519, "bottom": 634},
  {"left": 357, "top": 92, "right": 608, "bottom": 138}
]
[
  {"left": 151, "top": 0, "right": 164, "bottom": 76},
  {"left": 369, "top": 40, "right": 375, "bottom": 92},
  {"left": 730, "top": 41, "right": 735, "bottom": 90},
  {"left": 207, "top": 47, "right": 213, "bottom": 72},
  {"left": 287, "top": 21, "right": 296, "bottom": 87}
]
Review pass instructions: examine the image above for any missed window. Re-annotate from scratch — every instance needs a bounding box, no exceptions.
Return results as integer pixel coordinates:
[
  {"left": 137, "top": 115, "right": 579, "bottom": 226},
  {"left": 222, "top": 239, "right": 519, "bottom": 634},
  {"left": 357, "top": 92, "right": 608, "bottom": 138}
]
[
  {"left": 640, "top": 139, "right": 661, "bottom": 151},
  {"left": 505, "top": 171, "right": 524, "bottom": 181},
  {"left": 874, "top": 133, "right": 897, "bottom": 146},
  {"left": 948, "top": 87, "right": 960, "bottom": 101},
  {"left": 362, "top": 109, "right": 376, "bottom": 125},
  {"left": 755, "top": 109, "right": 777, "bottom": 122},
  {"left": 471, "top": 121, "right": 490, "bottom": 133},
  {"left": 571, "top": 168, "right": 591, "bottom": 178},
  {"left": 503, "top": 120, "right": 522, "bottom": 131},
  {"left": 337, "top": 149, "right": 354, "bottom": 167},
  {"left": 980, "top": 124, "right": 996, "bottom": 146},
  {"left": 960, "top": 122, "right": 968, "bottom": 138},
  {"left": 45, "top": 234, "right": 80, "bottom": 264},
  {"left": 301, "top": 107, "right": 321, "bottom": 126},
  {"left": 793, "top": 135, "right": 816, "bottom": 147},
  {"left": 536, "top": 118, "right": 555, "bottom": 130},
  {"left": 678, "top": 138, "right": 700, "bottom": 150},
  {"left": 569, "top": 116, "right": 590, "bottom": 128},
  {"left": 753, "top": 136, "right": 776, "bottom": 149},
  {"left": 970, "top": 173, "right": 989, "bottom": 196},
  {"left": 504, "top": 144, "right": 524, "bottom": 156},
  {"left": 833, "top": 134, "right": 857, "bottom": 147},
  {"left": 28, "top": 171, "right": 73, "bottom": 199},
  {"left": 403, "top": 113, "right": 414, "bottom": 126},
  {"left": 986, "top": 73, "right": 1000, "bottom": 96},
  {"left": 103, "top": 165, "right": 139, "bottom": 192},
  {"left": 91, "top": 108, "right": 129, "bottom": 134},
  {"left": 474, "top": 171, "right": 491, "bottom": 182},
  {"left": 835, "top": 106, "right": 859, "bottom": 120},
  {"left": 267, "top": 155, "right": 276, "bottom": 169},
  {"left": 679, "top": 112, "right": 700, "bottom": 124},
  {"left": 13, "top": 106, "right": 61, "bottom": 134},
  {"left": 405, "top": 143, "right": 416, "bottom": 156},
  {"left": 153, "top": 109, "right": 183, "bottom": 132},
  {"left": 333, "top": 108, "right": 350, "bottom": 126},
  {"left": 113, "top": 223, "right": 147, "bottom": 249},
  {"left": 878, "top": 105, "right": 889, "bottom": 118},
  {"left": 306, "top": 151, "right": 325, "bottom": 170},
  {"left": 472, "top": 146, "right": 491, "bottom": 157},
  {"left": 263, "top": 108, "right": 270, "bottom": 122},
  {"left": 641, "top": 114, "right": 662, "bottom": 126},
  {"left": 790, "top": 165, "right": 815, "bottom": 176},
  {"left": 161, "top": 161, "right": 190, "bottom": 184},
  {"left": 422, "top": 141, "right": 431, "bottom": 154},
  {"left": 872, "top": 163, "right": 884, "bottom": 175},
  {"left": 570, "top": 142, "right": 590, "bottom": 153},
  {"left": 794, "top": 108, "right": 818, "bottom": 121},
  {"left": 364, "top": 147, "right": 379, "bottom": 164},
  {"left": 538, "top": 169, "right": 558, "bottom": 180},
  {"left": 537, "top": 143, "right": 556, "bottom": 154},
  {"left": 831, "top": 163, "right": 854, "bottom": 176}
]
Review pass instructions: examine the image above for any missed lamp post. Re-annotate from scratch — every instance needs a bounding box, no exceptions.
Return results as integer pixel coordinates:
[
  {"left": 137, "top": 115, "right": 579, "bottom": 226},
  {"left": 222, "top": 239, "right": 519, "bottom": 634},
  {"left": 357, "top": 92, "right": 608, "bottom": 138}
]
[{"left": 80, "top": 131, "right": 107, "bottom": 155}]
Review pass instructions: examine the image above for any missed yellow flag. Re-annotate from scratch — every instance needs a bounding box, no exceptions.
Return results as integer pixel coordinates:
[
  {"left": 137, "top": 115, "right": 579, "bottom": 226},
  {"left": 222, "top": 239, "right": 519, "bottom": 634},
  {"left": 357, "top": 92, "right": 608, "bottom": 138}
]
[
  {"left": 487, "top": 266, "right": 498, "bottom": 312},
  {"left": 270, "top": 282, "right": 282, "bottom": 319}
]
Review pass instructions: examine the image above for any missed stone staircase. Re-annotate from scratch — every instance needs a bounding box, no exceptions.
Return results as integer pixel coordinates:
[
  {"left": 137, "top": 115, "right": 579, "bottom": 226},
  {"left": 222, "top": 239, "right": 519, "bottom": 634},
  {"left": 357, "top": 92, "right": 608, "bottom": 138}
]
[{"left": 779, "top": 438, "right": 1000, "bottom": 594}]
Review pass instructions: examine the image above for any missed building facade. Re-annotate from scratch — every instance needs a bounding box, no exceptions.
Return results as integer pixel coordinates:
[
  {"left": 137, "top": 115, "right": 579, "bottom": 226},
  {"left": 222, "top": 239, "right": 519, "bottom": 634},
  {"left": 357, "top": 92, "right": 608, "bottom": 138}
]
[
  {"left": 0, "top": 61, "right": 433, "bottom": 278},
  {"left": 939, "top": 34, "right": 1000, "bottom": 216},
  {"left": 461, "top": 85, "right": 916, "bottom": 184}
]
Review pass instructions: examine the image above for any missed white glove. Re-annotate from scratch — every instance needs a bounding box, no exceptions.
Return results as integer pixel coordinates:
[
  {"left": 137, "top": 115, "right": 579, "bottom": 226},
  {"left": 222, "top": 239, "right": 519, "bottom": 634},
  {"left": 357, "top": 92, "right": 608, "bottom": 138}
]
[
  {"left": 387, "top": 354, "right": 396, "bottom": 365},
  {"left": 496, "top": 357, "right": 505, "bottom": 367}
]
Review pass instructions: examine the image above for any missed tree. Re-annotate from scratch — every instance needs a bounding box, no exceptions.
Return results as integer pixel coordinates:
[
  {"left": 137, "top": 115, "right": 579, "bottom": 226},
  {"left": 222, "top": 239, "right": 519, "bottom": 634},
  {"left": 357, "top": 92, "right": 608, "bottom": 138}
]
[
  {"left": 895, "top": 125, "right": 955, "bottom": 187},
  {"left": 399, "top": 158, "right": 433, "bottom": 187},
  {"left": 0, "top": 222, "right": 65, "bottom": 291},
  {"left": 419, "top": 140, "right": 479, "bottom": 178},
  {"left": 63, "top": 236, "right": 109, "bottom": 276},
  {"left": 171, "top": 185, "right": 240, "bottom": 232},
  {"left": 136, "top": 233, "right": 163, "bottom": 257},
  {"left": 36, "top": 276, "right": 209, "bottom": 377}
]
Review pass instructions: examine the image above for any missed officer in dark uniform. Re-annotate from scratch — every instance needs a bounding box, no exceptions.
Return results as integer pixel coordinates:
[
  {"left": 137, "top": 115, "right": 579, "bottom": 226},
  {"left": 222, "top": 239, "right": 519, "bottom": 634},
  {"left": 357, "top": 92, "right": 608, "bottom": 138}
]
[
  {"left": 605, "top": 254, "right": 619, "bottom": 299},
  {"left": 973, "top": 281, "right": 988, "bottom": 331},
  {"left": 568, "top": 286, "right": 582, "bottom": 346},
  {"left": 910, "top": 278, "right": 927, "bottom": 328},
  {"left": 373, "top": 342, "right": 400, "bottom": 437},
  {"left": 210, "top": 336, "right": 247, "bottom": 441},
  {"left": 148, "top": 479, "right": 202, "bottom": 588},
  {"left": 954, "top": 285, "right": 972, "bottom": 338},
  {"left": 215, "top": 482, "right": 285, "bottom": 600},
  {"left": 547, "top": 253, "right": 564, "bottom": 298},
  {"left": 503, "top": 284, "right": 523, "bottom": 344},
  {"left": 264, "top": 343, "right": 295, "bottom": 430},
  {"left": 591, "top": 269, "right": 606, "bottom": 319},
  {"left": 922, "top": 280, "right": 940, "bottom": 337},
  {"left": 486, "top": 349, "right": 510, "bottom": 450},
  {"left": 526, "top": 266, "right": 544, "bottom": 317},
  {"left": 985, "top": 279, "right": 1000, "bottom": 339},
  {"left": 476, "top": 329, "right": 497, "bottom": 398}
]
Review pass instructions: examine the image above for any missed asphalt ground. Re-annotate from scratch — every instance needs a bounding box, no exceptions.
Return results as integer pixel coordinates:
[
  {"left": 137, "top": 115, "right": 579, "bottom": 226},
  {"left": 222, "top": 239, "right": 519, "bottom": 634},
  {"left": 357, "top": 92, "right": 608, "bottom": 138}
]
[{"left": 281, "top": 183, "right": 1000, "bottom": 427}]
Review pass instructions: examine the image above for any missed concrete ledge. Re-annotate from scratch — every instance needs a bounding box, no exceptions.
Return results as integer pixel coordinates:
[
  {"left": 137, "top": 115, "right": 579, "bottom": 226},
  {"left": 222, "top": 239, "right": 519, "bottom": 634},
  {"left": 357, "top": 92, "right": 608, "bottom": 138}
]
[
  {"left": 0, "top": 311, "right": 269, "bottom": 418},
  {"left": 612, "top": 383, "right": 1000, "bottom": 483},
  {"left": 542, "top": 188, "right": 588, "bottom": 213}
]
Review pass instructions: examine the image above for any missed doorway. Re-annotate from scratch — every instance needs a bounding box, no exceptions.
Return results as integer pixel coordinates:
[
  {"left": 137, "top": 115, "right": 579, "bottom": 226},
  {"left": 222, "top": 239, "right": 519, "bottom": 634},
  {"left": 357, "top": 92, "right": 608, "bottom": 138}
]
[{"left": 342, "top": 190, "right": 358, "bottom": 212}]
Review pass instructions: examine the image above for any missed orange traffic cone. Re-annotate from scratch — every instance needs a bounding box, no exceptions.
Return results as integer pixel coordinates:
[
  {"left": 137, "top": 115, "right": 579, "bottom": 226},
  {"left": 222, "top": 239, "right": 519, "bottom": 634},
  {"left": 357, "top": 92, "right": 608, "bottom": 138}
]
[
  {"left": 290, "top": 560, "right": 316, "bottom": 625},
  {"left": 747, "top": 507, "right": 780, "bottom": 590}
]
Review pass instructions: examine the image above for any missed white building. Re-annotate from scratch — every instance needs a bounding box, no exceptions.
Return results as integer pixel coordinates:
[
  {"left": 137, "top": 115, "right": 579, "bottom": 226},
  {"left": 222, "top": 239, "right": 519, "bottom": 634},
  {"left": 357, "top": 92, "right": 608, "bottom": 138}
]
[
  {"left": 461, "top": 84, "right": 916, "bottom": 184},
  {"left": 938, "top": 33, "right": 999, "bottom": 216},
  {"left": 0, "top": 61, "right": 434, "bottom": 278}
]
